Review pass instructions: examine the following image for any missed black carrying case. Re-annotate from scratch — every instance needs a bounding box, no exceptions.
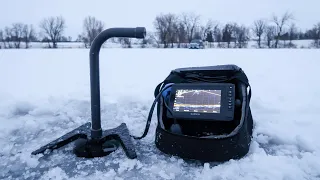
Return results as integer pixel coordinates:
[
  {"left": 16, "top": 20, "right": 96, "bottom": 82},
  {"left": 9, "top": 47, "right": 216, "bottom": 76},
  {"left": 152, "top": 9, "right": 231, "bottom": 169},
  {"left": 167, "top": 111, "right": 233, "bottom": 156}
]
[{"left": 153, "top": 64, "right": 253, "bottom": 162}]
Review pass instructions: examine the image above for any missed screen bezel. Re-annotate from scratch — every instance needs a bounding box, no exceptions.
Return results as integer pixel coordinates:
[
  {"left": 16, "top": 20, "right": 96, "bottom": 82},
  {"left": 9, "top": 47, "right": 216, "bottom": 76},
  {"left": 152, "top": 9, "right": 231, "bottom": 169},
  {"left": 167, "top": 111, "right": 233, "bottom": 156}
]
[{"left": 168, "top": 83, "right": 235, "bottom": 121}]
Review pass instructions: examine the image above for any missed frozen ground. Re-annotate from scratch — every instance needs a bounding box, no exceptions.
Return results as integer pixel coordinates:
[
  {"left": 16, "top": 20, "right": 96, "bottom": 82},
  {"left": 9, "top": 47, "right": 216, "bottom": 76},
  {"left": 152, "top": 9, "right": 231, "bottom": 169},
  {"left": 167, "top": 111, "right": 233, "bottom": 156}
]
[{"left": 0, "top": 48, "right": 319, "bottom": 180}]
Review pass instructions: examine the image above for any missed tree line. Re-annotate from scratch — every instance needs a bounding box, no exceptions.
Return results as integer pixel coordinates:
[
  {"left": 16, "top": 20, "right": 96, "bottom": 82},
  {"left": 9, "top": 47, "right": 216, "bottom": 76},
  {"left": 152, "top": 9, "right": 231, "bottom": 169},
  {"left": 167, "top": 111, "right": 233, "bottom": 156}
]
[
  {"left": 0, "top": 16, "right": 103, "bottom": 49},
  {"left": 0, "top": 12, "right": 319, "bottom": 49},
  {"left": 152, "top": 11, "right": 320, "bottom": 48}
]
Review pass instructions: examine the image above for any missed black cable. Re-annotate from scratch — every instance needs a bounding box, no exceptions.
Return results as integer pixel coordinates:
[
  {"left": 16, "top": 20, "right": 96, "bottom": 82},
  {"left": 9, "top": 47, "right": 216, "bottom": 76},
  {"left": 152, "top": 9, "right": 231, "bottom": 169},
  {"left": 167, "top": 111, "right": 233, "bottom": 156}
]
[
  {"left": 132, "top": 83, "right": 173, "bottom": 139},
  {"left": 163, "top": 94, "right": 173, "bottom": 116}
]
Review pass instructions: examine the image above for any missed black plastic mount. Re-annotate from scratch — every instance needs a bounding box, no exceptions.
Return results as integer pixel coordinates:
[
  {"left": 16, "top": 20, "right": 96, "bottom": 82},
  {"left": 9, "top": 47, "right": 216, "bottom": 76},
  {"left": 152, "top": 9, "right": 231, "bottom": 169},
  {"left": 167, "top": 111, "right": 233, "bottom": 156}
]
[{"left": 32, "top": 27, "right": 146, "bottom": 158}]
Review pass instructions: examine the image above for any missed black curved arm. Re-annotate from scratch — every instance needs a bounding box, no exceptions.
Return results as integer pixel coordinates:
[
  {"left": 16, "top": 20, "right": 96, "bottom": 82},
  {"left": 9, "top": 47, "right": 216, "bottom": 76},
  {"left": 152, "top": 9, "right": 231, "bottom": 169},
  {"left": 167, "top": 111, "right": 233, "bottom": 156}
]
[{"left": 90, "top": 27, "right": 146, "bottom": 139}]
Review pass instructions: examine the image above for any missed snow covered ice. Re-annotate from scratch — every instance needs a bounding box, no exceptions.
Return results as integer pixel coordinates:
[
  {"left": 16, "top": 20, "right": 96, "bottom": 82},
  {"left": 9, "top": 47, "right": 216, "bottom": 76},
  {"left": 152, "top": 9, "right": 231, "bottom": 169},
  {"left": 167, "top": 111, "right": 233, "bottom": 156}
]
[{"left": 0, "top": 48, "right": 320, "bottom": 180}]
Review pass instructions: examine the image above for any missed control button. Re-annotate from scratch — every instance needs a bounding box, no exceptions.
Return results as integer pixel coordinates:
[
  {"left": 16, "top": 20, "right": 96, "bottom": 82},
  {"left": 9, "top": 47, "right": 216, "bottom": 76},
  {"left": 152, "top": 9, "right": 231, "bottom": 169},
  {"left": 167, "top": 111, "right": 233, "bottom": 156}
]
[
  {"left": 228, "top": 97, "right": 232, "bottom": 101},
  {"left": 229, "top": 100, "right": 232, "bottom": 103},
  {"left": 228, "top": 94, "right": 232, "bottom": 97},
  {"left": 228, "top": 106, "right": 232, "bottom": 109},
  {"left": 229, "top": 86, "right": 233, "bottom": 89},
  {"left": 228, "top": 103, "right": 232, "bottom": 106},
  {"left": 229, "top": 91, "right": 232, "bottom": 93}
]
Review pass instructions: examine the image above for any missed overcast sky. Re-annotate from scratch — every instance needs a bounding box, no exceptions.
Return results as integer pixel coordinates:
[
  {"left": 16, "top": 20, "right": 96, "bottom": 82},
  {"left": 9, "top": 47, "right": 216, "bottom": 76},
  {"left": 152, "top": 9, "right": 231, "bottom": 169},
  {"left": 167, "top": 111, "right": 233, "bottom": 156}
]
[{"left": 1, "top": 0, "right": 319, "bottom": 39}]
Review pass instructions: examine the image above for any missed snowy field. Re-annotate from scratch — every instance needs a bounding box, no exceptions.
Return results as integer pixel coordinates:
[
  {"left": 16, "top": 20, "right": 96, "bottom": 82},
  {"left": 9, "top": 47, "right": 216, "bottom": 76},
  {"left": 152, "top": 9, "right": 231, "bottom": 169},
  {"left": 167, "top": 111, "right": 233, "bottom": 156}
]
[{"left": 0, "top": 48, "right": 320, "bottom": 180}]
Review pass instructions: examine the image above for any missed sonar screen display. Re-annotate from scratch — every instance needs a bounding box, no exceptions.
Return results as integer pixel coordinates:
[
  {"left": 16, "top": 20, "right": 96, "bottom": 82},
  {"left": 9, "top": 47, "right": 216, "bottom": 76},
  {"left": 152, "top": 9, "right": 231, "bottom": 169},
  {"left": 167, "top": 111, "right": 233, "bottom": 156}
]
[{"left": 173, "top": 89, "right": 221, "bottom": 113}]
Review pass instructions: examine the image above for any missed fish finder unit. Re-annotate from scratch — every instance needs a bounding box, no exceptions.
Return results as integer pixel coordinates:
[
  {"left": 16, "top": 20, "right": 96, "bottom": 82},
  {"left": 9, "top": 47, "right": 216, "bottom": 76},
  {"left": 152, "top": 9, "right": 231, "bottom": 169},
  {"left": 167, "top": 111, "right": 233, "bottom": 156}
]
[{"left": 166, "top": 83, "right": 235, "bottom": 121}]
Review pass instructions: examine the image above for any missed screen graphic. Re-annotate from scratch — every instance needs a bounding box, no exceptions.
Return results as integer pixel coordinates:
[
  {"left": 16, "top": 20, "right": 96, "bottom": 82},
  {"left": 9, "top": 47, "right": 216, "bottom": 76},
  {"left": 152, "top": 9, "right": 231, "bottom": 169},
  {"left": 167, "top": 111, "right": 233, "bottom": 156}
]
[{"left": 173, "top": 89, "right": 221, "bottom": 113}]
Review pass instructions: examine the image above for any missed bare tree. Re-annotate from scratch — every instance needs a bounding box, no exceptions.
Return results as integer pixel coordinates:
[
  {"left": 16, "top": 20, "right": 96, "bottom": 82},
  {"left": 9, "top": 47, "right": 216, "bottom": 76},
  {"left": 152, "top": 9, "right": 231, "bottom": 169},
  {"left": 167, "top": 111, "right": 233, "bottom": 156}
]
[
  {"left": 272, "top": 12, "right": 294, "bottom": 48},
  {"left": 118, "top": 37, "right": 132, "bottom": 48},
  {"left": 231, "top": 23, "right": 239, "bottom": 47},
  {"left": 22, "top": 24, "right": 36, "bottom": 48},
  {"left": 288, "top": 23, "right": 297, "bottom": 47},
  {"left": 199, "top": 19, "right": 214, "bottom": 41},
  {"left": 153, "top": 13, "right": 178, "bottom": 48},
  {"left": 0, "top": 30, "right": 3, "bottom": 49},
  {"left": 4, "top": 27, "right": 13, "bottom": 48},
  {"left": 11, "top": 23, "right": 24, "bottom": 48},
  {"left": 39, "top": 16, "right": 66, "bottom": 48},
  {"left": 148, "top": 32, "right": 161, "bottom": 48},
  {"left": 222, "top": 23, "right": 234, "bottom": 48},
  {"left": 166, "top": 14, "right": 179, "bottom": 48},
  {"left": 213, "top": 24, "right": 222, "bottom": 47},
  {"left": 205, "top": 31, "right": 214, "bottom": 48},
  {"left": 81, "top": 16, "right": 104, "bottom": 48},
  {"left": 253, "top": 19, "right": 266, "bottom": 48},
  {"left": 181, "top": 12, "right": 200, "bottom": 42},
  {"left": 153, "top": 14, "right": 169, "bottom": 48},
  {"left": 234, "top": 25, "right": 250, "bottom": 48},
  {"left": 176, "top": 22, "right": 187, "bottom": 48},
  {"left": 265, "top": 26, "right": 276, "bottom": 48},
  {"left": 310, "top": 23, "right": 320, "bottom": 48}
]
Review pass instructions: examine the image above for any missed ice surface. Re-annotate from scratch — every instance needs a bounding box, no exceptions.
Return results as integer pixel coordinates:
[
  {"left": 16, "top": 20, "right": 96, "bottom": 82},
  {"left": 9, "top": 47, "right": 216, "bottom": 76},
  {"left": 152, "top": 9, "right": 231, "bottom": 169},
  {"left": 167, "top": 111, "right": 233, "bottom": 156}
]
[{"left": 0, "top": 48, "right": 320, "bottom": 179}]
